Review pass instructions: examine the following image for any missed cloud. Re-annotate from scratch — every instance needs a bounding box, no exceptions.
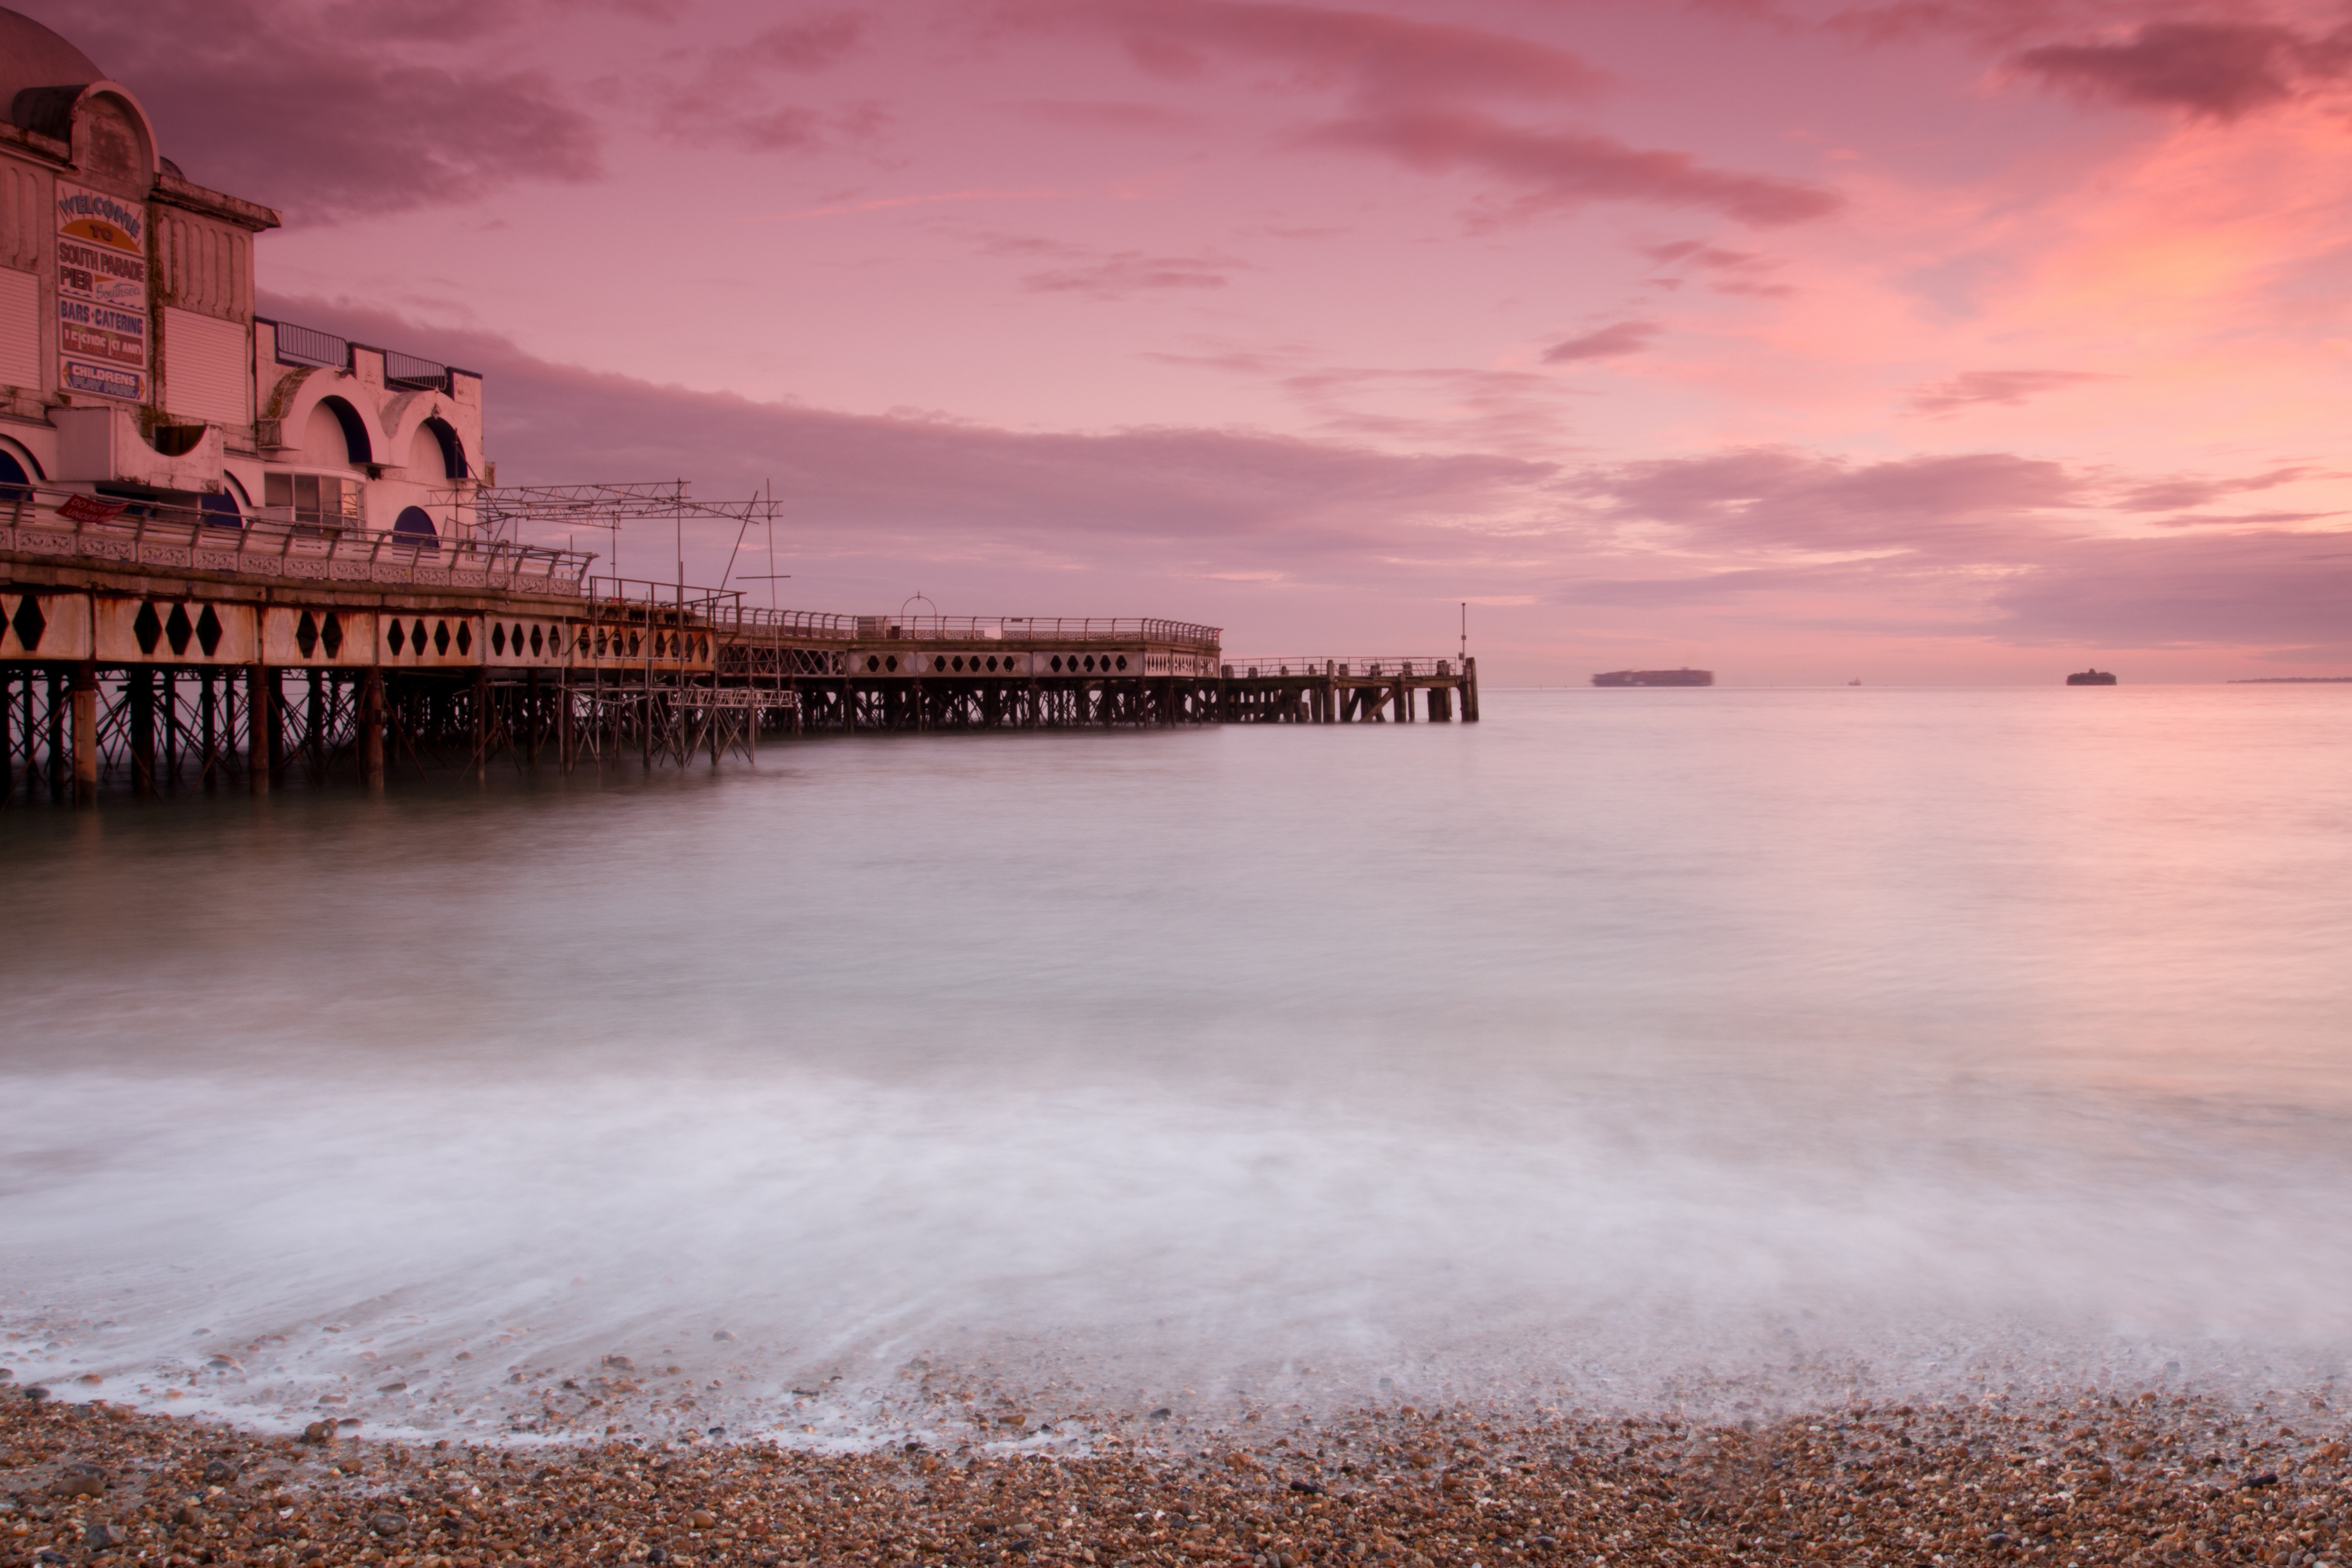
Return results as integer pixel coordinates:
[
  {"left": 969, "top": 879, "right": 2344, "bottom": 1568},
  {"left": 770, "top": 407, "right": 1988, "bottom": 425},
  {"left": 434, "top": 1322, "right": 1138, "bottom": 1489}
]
[
  {"left": 1640, "top": 238, "right": 1791, "bottom": 294},
  {"left": 1572, "top": 447, "right": 2085, "bottom": 554},
  {"left": 2111, "top": 466, "right": 2323, "bottom": 516},
  {"left": 1005, "top": 99, "right": 1207, "bottom": 134},
  {"left": 34, "top": 0, "right": 600, "bottom": 219},
  {"left": 1990, "top": 529, "right": 2352, "bottom": 646},
  {"left": 655, "top": 97, "right": 887, "bottom": 153},
  {"left": 1094, "top": 0, "right": 1610, "bottom": 103},
  {"left": 1314, "top": 108, "right": 1842, "bottom": 228},
  {"left": 1029, "top": 0, "right": 1840, "bottom": 226},
  {"left": 253, "top": 293, "right": 2352, "bottom": 656},
  {"left": 1543, "top": 322, "right": 1661, "bottom": 363},
  {"left": 1021, "top": 253, "right": 1245, "bottom": 297},
  {"left": 650, "top": 14, "right": 884, "bottom": 151},
  {"left": 1906, "top": 368, "right": 2113, "bottom": 416},
  {"left": 258, "top": 294, "right": 1555, "bottom": 590},
  {"left": 741, "top": 13, "right": 870, "bottom": 72},
  {"left": 2012, "top": 21, "right": 2352, "bottom": 120}
]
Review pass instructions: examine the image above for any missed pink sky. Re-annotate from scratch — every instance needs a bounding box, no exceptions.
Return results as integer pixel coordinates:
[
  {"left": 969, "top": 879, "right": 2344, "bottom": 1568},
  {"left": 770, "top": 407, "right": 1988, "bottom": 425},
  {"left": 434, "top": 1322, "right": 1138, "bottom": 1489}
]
[{"left": 34, "top": 0, "right": 2352, "bottom": 681}]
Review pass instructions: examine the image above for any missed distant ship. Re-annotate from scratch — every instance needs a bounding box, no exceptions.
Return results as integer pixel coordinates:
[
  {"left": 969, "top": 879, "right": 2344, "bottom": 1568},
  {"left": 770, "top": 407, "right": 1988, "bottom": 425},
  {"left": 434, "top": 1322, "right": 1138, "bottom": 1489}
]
[
  {"left": 1592, "top": 668, "right": 1714, "bottom": 687},
  {"left": 2066, "top": 669, "right": 2118, "bottom": 686}
]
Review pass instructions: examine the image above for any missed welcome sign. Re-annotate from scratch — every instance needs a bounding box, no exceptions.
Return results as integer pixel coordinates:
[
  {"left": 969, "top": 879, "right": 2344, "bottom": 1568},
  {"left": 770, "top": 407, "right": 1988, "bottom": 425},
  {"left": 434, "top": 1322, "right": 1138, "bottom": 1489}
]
[{"left": 56, "top": 181, "right": 148, "bottom": 401}]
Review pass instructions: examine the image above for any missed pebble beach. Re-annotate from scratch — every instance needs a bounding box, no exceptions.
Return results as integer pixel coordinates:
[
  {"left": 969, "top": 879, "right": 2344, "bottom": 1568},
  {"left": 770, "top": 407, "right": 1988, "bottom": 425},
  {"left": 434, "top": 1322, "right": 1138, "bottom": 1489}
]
[{"left": 6, "top": 1386, "right": 2348, "bottom": 1568}]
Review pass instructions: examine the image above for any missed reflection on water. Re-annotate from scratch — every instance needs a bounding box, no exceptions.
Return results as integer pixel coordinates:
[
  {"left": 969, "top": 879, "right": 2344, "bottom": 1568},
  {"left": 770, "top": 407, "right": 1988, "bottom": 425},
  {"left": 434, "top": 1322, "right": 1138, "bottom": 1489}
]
[{"left": 3, "top": 687, "right": 2349, "bottom": 1441}]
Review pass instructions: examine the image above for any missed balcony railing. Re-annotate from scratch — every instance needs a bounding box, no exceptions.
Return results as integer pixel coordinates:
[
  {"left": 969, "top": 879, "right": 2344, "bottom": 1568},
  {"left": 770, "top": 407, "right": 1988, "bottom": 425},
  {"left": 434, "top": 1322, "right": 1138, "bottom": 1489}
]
[
  {"left": 261, "top": 318, "right": 473, "bottom": 389},
  {"left": 0, "top": 481, "right": 594, "bottom": 593}
]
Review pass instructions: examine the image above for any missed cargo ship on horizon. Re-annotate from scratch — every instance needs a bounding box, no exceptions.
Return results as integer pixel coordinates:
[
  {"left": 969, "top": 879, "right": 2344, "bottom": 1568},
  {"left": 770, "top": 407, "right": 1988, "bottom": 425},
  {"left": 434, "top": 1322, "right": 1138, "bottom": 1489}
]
[{"left": 1592, "top": 668, "right": 1714, "bottom": 687}]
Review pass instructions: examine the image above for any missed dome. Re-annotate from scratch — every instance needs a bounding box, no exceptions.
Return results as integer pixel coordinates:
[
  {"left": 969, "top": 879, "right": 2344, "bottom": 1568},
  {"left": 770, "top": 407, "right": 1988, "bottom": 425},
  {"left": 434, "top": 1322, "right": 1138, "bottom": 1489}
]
[{"left": 0, "top": 7, "right": 105, "bottom": 129}]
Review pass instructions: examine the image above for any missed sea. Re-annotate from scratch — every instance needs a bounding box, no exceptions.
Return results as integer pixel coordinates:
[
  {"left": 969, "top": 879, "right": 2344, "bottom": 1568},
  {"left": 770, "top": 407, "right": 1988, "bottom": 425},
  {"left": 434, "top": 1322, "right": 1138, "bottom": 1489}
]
[{"left": 3, "top": 685, "right": 2349, "bottom": 1449}]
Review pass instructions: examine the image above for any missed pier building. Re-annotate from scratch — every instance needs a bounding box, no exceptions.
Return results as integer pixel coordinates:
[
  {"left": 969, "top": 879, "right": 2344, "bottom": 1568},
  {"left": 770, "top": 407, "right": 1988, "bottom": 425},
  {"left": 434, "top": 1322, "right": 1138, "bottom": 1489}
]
[{"left": 0, "top": 7, "right": 1474, "bottom": 805}]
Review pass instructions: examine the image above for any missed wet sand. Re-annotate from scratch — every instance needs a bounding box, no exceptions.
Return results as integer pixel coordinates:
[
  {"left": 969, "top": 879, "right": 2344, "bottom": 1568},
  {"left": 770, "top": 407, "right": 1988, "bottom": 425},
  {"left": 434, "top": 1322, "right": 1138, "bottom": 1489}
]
[{"left": 5, "top": 1387, "right": 2347, "bottom": 1567}]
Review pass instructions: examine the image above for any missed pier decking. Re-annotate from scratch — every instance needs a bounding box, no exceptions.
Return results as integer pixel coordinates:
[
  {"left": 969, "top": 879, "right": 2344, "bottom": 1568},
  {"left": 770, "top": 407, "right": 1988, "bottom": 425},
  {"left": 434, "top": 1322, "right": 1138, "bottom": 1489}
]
[{"left": 2, "top": 482, "right": 1475, "bottom": 802}]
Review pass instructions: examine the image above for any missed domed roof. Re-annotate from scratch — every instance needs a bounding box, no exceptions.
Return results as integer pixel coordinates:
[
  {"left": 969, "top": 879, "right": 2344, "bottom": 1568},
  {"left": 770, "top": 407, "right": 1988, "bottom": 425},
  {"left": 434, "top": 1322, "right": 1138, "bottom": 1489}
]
[{"left": 0, "top": 7, "right": 105, "bottom": 127}]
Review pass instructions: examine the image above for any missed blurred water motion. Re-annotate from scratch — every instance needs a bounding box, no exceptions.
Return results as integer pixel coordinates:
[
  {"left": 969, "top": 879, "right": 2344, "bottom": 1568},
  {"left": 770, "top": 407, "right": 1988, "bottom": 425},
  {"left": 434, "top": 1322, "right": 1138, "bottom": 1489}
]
[{"left": 3, "top": 686, "right": 2349, "bottom": 1440}]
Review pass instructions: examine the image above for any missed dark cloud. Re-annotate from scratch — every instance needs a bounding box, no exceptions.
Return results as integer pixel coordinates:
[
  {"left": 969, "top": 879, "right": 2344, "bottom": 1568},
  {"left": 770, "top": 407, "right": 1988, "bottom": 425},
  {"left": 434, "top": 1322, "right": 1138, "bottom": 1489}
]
[
  {"left": 1543, "top": 322, "right": 1660, "bottom": 363},
  {"left": 1093, "top": 0, "right": 1610, "bottom": 102},
  {"left": 26, "top": 0, "right": 600, "bottom": 220},
  {"left": 1907, "top": 368, "right": 2112, "bottom": 416},
  {"left": 1571, "top": 447, "right": 2082, "bottom": 553},
  {"left": 2113, "top": 467, "right": 2311, "bottom": 514},
  {"left": 1314, "top": 108, "right": 1841, "bottom": 228},
  {"left": 2010, "top": 21, "right": 2352, "bottom": 120},
  {"left": 1990, "top": 530, "right": 2352, "bottom": 646},
  {"left": 1025, "top": 0, "right": 1839, "bottom": 226},
  {"left": 255, "top": 294, "right": 2352, "bottom": 654},
  {"left": 257, "top": 294, "right": 1554, "bottom": 592}
]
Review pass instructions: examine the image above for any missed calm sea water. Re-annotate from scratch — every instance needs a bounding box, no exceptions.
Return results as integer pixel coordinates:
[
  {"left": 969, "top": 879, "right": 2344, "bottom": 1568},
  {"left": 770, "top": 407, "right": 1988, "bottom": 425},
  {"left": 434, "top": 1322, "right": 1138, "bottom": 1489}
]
[{"left": 3, "top": 686, "right": 2349, "bottom": 1442}]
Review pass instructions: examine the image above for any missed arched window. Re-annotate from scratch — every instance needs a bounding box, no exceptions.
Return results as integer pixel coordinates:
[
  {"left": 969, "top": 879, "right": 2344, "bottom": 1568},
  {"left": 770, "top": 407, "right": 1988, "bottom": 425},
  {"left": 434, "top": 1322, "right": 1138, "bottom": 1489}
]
[
  {"left": 305, "top": 397, "right": 371, "bottom": 465},
  {"left": 201, "top": 491, "right": 241, "bottom": 529},
  {"left": 0, "top": 450, "right": 29, "bottom": 503},
  {"left": 409, "top": 416, "right": 466, "bottom": 480},
  {"left": 392, "top": 505, "right": 439, "bottom": 551}
]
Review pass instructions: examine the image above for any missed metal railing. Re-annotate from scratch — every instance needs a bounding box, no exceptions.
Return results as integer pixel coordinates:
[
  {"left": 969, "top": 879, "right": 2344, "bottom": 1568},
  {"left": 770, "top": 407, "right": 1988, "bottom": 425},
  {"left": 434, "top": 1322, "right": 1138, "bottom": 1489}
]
[
  {"left": 261, "top": 318, "right": 472, "bottom": 389},
  {"left": 382, "top": 351, "right": 451, "bottom": 393},
  {"left": 268, "top": 319, "right": 347, "bottom": 370},
  {"left": 721, "top": 607, "right": 864, "bottom": 640},
  {"left": 717, "top": 612, "right": 1222, "bottom": 648},
  {"left": 1221, "top": 656, "right": 1465, "bottom": 678},
  {"left": 0, "top": 481, "right": 595, "bottom": 593}
]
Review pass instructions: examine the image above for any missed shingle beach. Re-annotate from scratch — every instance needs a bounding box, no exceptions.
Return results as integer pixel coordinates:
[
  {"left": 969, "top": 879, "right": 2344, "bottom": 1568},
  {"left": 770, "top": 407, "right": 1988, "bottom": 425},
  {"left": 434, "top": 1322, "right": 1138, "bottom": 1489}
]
[{"left": 6, "top": 1386, "right": 2347, "bottom": 1567}]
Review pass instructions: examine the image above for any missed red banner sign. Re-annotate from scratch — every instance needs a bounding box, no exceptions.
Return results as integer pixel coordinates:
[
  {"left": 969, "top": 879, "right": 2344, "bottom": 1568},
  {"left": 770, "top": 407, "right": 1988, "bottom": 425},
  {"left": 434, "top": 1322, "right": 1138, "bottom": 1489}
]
[{"left": 57, "top": 492, "right": 128, "bottom": 526}]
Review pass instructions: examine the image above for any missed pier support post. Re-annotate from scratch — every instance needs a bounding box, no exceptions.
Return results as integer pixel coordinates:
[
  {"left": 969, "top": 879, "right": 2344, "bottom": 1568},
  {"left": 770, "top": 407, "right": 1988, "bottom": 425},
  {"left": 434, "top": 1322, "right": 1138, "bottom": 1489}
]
[
  {"left": 70, "top": 660, "right": 97, "bottom": 805},
  {"left": 360, "top": 666, "right": 386, "bottom": 792},
  {"left": 1462, "top": 656, "right": 1480, "bottom": 722},
  {"left": 473, "top": 666, "right": 490, "bottom": 781},
  {"left": 131, "top": 666, "right": 156, "bottom": 797},
  {"left": 163, "top": 671, "right": 180, "bottom": 790},
  {"left": 46, "top": 668, "right": 64, "bottom": 800},
  {"left": 247, "top": 664, "right": 272, "bottom": 796},
  {"left": 200, "top": 672, "right": 218, "bottom": 790}
]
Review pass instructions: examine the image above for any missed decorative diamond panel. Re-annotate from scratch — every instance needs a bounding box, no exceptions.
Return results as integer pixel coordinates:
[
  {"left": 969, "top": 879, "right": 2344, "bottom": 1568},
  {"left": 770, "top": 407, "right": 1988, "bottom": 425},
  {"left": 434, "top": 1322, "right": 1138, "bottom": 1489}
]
[
  {"left": 456, "top": 622, "right": 471, "bottom": 655},
  {"left": 320, "top": 613, "right": 343, "bottom": 659},
  {"left": 12, "top": 594, "right": 47, "bottom": 652},
  {"left": 433, "top": 620, "right": 450, "bottom": 655},
  {"left": 165, "top": 603, "right": 194, "bottom": 656},
  {"left": 133, "top": 601, "right": 164, "bottom": 655},
  {"left": 386, "top": 618, "right": 405, "bottom": 655},
  {"left": 295, "top": 611, "right": 319, "bottom": 658},
  {"left": 195, "top": 604, "right": 222, "bottom": 656},
  {"left": 491, "top": 623, "right": 506, "bottom": 657}
]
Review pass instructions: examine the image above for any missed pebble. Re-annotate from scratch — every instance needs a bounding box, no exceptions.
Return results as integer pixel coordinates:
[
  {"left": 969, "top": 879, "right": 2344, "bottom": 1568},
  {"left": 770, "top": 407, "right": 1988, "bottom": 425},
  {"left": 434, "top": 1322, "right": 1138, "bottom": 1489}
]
[{"left": 2, "top": 1384, "right": 2347, "bottom": 1568}]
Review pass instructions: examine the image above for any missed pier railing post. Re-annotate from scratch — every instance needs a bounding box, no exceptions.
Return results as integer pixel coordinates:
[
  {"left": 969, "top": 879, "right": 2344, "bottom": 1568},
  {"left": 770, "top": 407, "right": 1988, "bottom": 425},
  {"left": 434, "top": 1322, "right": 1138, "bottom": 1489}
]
[{"left": 1463, "top": 656, "right": 1480, "bottom": 722}]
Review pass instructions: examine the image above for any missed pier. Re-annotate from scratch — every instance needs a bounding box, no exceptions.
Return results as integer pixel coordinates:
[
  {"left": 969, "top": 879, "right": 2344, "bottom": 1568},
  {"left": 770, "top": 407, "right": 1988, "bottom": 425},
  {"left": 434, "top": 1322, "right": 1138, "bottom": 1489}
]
[{"left": 1, "top": 481, "right": 1477, "bottom": 803}]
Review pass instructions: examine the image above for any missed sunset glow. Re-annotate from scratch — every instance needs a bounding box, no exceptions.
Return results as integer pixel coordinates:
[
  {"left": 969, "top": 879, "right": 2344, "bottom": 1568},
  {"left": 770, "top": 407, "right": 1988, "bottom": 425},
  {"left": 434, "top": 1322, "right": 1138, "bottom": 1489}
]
[{"left": 35, "top": 0, "right": 2352, "bottom": 681}]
